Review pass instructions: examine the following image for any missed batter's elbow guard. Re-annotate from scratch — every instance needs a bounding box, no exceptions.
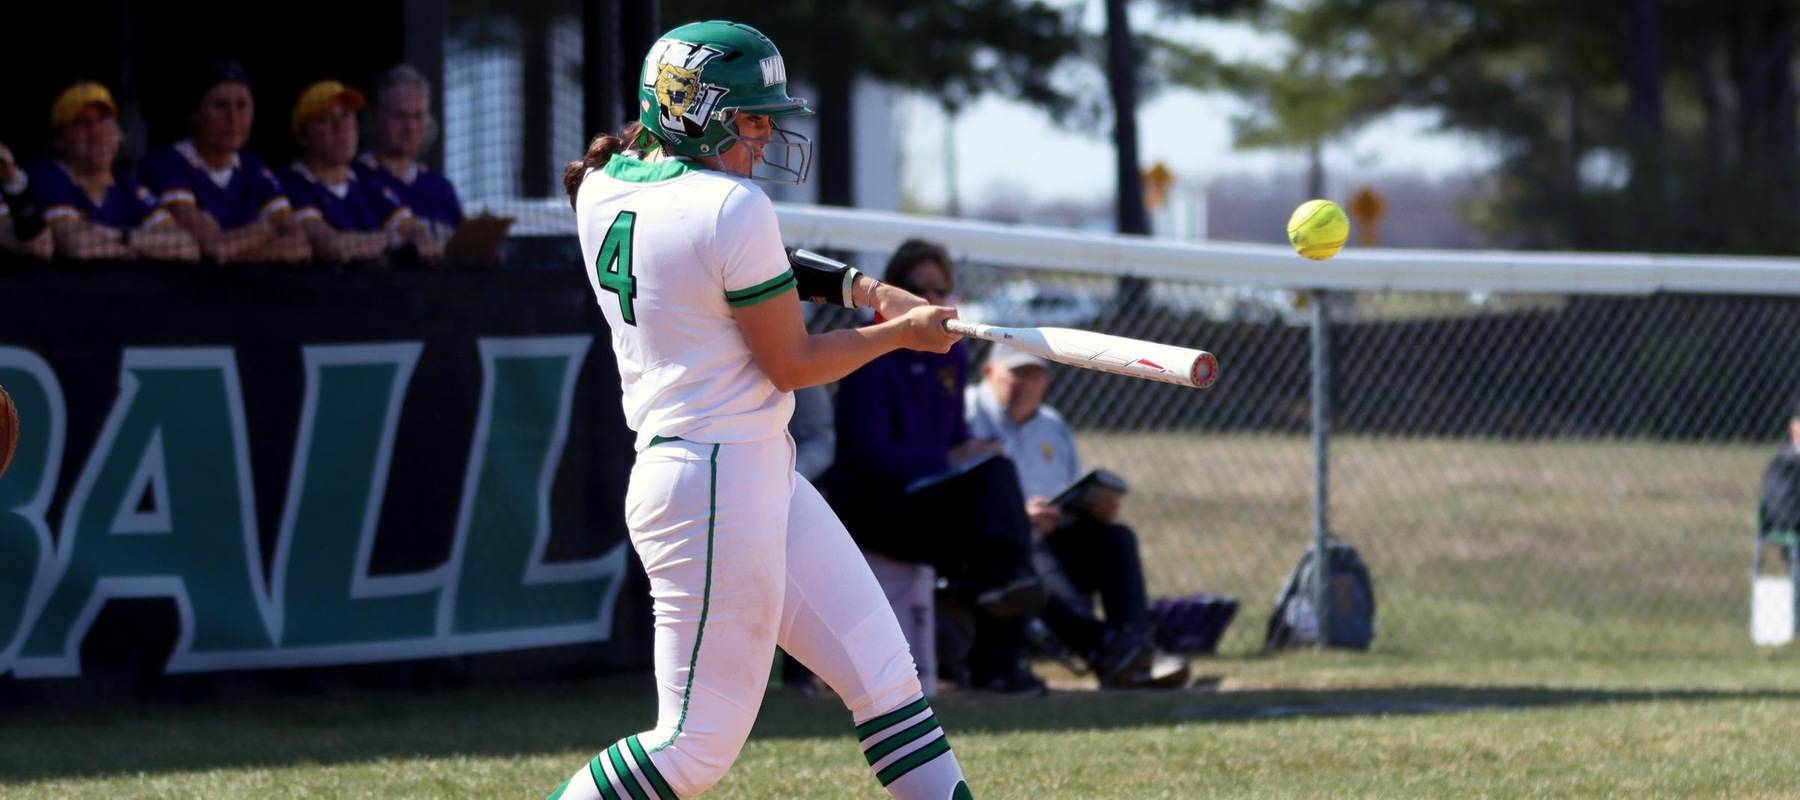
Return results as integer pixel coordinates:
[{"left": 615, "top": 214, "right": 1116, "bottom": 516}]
[{"left": 788, "top": 247, "right": 861, "bottom": 309}]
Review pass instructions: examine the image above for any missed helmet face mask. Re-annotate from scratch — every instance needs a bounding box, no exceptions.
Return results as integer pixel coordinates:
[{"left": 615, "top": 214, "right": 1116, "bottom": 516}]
[
  {"left": 639, "top": 21, "right": 814, "bottom": 184},
  {"left": 717, "top": 110, "right": 814, "bottom": 185}
]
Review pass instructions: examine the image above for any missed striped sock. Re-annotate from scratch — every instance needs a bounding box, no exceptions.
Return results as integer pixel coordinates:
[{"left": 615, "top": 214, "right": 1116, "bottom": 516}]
[
  {"left": 545, "top": 735, "right": 679, "bottom": 800},
  {"left": 857, "top": 694, "right": 971, "bottom": 799}
]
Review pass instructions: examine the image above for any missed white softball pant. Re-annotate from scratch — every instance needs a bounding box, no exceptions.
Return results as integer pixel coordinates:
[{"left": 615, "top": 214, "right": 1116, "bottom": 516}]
[{"left": 554, "top": 434, "right": 955, "bottom": 798}]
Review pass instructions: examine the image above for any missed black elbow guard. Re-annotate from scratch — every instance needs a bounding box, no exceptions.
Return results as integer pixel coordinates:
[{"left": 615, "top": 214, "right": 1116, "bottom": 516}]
[{"left": 787, "top": 247, "right": 862, "bottom": 308}]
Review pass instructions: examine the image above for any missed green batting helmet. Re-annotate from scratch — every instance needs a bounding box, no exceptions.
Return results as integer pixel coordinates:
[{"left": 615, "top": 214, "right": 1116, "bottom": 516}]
[{"left": 638, "top": 20, "right": 815, "bottom": 183}]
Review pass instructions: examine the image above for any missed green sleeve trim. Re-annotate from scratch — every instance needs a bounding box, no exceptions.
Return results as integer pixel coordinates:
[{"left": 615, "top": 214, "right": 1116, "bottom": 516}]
[{"left": 725, "top": 269, "right": 797, "bottom": 307}]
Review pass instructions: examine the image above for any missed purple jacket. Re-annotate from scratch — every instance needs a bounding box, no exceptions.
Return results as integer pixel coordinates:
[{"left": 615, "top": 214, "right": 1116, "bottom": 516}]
[{"left": 829, "top": 341, "right": 973, "bottom": 502}]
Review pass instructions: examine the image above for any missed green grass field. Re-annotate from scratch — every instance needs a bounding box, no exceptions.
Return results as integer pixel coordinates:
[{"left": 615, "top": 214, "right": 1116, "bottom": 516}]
[{"left": 5, "top": 435, "right": 1798, "bottom": 798}]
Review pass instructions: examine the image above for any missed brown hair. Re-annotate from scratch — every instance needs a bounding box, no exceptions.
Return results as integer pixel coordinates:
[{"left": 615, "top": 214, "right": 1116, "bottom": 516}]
[
  {"left": 883, "top": 238, "right": 954, "bottom": 291},
  {"left": 369, "top": 63, "right": 438, "bottom": 152},
  {"left": 563, "top": 123, "right": 645, "bottom": 209}
]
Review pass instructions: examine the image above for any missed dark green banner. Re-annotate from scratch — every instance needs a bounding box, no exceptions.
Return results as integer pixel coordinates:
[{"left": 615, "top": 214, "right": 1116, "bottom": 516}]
[{"left": 0, "top": 257, "right": 648, "bottom": 687}]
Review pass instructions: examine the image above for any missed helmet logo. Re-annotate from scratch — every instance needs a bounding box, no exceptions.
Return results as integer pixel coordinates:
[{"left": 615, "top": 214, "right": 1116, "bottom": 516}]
[
  {"left": 644, "top": 39, "right": 731, "bottom": 141},
  {"left": 760, "top": 56, "right": 786, "bottom": 87}
]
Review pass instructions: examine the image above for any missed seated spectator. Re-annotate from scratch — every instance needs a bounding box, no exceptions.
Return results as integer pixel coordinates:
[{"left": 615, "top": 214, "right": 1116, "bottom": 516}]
[
  {"left": 280, "top": 80, "right": 441, "bottom": 265},
  {"left": 139, "top": 60, "right": 310, "bottom": 264},
  {"left": 0, "top": 141, "right": 52, "bottom": 259},
  {"left": 967, "top": 344, "right": 1192, "bottom": 689},
  {"left": 826, "top": 238, "right": 1049, "bottom": 696},
  {"left": 355, "top": 64, "right": 466, "bottom": 250},
  {"left": 26, "top": 81, "right": 199, "bottom": 262},
  {"left": 1762, "top": 397, "right": 1800, "bottom": 538}
]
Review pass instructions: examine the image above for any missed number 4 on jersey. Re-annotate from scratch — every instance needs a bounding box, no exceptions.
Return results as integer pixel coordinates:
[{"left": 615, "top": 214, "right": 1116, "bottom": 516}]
[{"left": 595, "top": 211, "right": 638, "bottom": 324}]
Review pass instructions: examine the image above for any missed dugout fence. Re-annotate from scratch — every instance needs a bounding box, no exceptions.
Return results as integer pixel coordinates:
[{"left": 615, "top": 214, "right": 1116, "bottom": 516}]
[{"left": 487, "top": 198, "right": 1800, "bottom": 659}]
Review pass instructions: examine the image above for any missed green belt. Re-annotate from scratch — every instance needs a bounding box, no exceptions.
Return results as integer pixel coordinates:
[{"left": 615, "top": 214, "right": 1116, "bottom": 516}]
[{"left": 649, "top": 434, "right": 685, "bottom": 446}]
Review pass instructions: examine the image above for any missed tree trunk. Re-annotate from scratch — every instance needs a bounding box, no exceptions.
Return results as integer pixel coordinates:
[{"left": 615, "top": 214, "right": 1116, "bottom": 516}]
[
  {"left": 583, "top": 0, "right": 624, "bottom": 141},
  {"left": 944, "top": 107, "right": 961, "bottom": 217},
  {"left": 1622, "top": 0, "right": 1665, "bottom": 247},
  {"left": 1727, "top": 0, "right": 1797, "bottom": 249},
  {"left": 1558, "top": 5, "right": 1584, "bottom": 249},
  {"left": 1306, "top": 139, "right": 1324, "bottom": 198},
  {"left": 1694, "top": 32, "right": 1726, "bottom": 250},
  {"left": 1105, "top": 0, "right": 1149, "bottom": 314},
  {"left": 815, "top": 16, "right": 857, "bottom": 207}
]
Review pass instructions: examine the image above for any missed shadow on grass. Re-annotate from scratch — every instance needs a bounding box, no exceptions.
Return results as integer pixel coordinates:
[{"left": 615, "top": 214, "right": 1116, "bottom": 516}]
[{"left": 5, "top": 666, "right": 1800, "bottom": 785}]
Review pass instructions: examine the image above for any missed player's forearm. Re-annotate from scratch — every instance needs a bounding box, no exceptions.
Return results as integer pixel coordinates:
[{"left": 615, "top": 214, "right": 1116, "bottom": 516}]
[
  {"left": 132, "top": 228, "right": 201, "bottom": 261},
  {"left": 312, "top": 228, "right": 389, "bottom": 263},
  {"left": 176, "top": 208, "right": 270, "bottom": 264},
  {"left": 865, "top": 277, "right": 928, "bottom": 321},
  {"left": 214, "top": 223, "right": 281, "bottom": 263},
  {"left": 52, "top": 220, "right": 128, "bottom": 260},
  {"left": 766, "top": 322, "right": 914, "bottom": 391}
]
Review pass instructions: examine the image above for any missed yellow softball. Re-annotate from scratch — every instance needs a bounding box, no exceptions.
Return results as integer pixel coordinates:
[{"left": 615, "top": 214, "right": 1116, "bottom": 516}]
[{"left": 1287, "top": 199, "right": 1351, "bottom": 260}]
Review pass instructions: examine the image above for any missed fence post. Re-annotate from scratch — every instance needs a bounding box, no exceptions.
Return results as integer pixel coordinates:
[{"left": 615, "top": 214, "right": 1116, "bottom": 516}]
[{"left": 1310, "top": 288, "right": 1332, "bottom": 647}]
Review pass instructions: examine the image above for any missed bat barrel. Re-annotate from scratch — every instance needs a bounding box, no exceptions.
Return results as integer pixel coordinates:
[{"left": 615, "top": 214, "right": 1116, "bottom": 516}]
[
  {"left": 1191, "top": 351, "right": 1219, "bottom": 389},
  {"left": 944, "top": 318, "right": 1218, "bottom": 390}
]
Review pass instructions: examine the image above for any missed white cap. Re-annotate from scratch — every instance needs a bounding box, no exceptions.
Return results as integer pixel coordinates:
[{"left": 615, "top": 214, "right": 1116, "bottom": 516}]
[{"left": 986, "top": 345, "right": 1050, "bottom": 372}]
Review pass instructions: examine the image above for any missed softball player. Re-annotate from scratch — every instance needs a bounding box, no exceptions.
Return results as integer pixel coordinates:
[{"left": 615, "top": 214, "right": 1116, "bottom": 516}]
[{"left": 546, "top": 20, "right": 976, "bottom": 800}]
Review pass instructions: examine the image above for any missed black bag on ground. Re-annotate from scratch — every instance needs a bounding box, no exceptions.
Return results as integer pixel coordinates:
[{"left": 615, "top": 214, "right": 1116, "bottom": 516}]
[
  {"left": 1151, "top": 593, "right": 1239, "bottom": 655},
  {"left": 1263, "top": 536, "right": 1376, "bottom": 651}
]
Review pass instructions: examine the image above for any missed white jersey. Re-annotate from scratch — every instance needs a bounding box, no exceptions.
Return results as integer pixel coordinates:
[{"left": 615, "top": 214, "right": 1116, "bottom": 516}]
[{"left": 575, "top": 154, "right": 797, "bottom": 450}]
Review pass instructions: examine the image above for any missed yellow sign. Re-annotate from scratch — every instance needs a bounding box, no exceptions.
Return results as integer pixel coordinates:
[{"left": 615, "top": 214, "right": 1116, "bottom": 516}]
[
  {"left": 1144, "top": 162, "right": 1174, "bottom": 211},
  {"left": 1349, "top": 186, "right": 1386, "bottom": 246}
]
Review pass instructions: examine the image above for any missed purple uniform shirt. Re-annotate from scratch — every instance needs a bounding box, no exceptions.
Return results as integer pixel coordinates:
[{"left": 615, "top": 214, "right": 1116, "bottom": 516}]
[
  {"left": 279, "top": 162, "right": 411, "bottom": 233},
  {"left": 353, "top": 154, "right": 463, "bottom": 235},
  {"left": 139, "top": 140, "right": 291, "bottom": 231},
  {"left": 829, "top": 341, "right": 975, "bottom": 501},
  {"left": 25, "top": 159, "right": 167, "bottom": 230}
]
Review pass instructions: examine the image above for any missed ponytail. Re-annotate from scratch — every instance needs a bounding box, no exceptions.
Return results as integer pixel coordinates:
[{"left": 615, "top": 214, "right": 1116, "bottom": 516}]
[{"left": 563, "top": 123, "right": 646, "bottom": 209}]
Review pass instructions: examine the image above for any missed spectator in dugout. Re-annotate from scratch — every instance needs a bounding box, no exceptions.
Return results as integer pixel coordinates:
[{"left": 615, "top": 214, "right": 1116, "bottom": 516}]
[
  {"left": 25, "top": 81, "right": 199, "bottom": 262},
  {"left": 0, "top": 140, "right": 53, "bottom": 259},
  {"left": 354, "top": 64, "right": 464, "bottom": 249},
  {"left": 280, "top": 80, "right": 442, "bottom": 265},
  {"left": 966, "top": 345, "right": 1191, "bottom": 690},
  {"left": 1761, "top": 397, "right": 1800, "bottom": 538},
  {"left": 138, "top": 60, "right": 310, "bottom": 264},
  {"left": 826, "top": 238, "right": 1050, "bottom": 696}
]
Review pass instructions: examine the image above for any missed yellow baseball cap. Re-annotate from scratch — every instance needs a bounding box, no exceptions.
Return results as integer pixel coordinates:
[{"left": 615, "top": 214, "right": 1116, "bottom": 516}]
[
  {"left": 290, "top": 80, "right": 367, "bottom": 138},
  {"left": 50, "top": 81, "right": 119, "bottom": 128}
]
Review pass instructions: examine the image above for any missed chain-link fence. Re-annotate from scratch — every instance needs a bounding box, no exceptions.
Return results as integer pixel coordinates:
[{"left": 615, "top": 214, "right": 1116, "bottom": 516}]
[
  {"left": 808, "top": 251, "right": 1800, "bottom": 659},
  {"left": 427, "top": 2, "right": 1800, "bottom": 661}
]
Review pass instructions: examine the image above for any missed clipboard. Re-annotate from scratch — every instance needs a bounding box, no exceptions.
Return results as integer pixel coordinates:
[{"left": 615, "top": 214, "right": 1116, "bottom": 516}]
[
  {"left": 444, "top": 213, "right": 514, "bottom": 262},
  {"left": 904, "top": 453, "right": 999, "bottom": 495},
  {"left": 1049, "top": 468, "right": 1129, "bottom": 510}
]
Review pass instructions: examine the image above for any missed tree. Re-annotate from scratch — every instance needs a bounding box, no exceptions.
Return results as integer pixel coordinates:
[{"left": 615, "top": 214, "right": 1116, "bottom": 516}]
[
  {"left": 662, "top": 0, "right": 1085, "bottom": 207},
  {"left": 1106, "top": 0, "right": 1264, "bottom": 315},
  {"left": 1162, "top": 1, "right": 1386, "bottom": 200},
  {"left": 1198, "top": 0, "right": 1800, "bottom": 255}
]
